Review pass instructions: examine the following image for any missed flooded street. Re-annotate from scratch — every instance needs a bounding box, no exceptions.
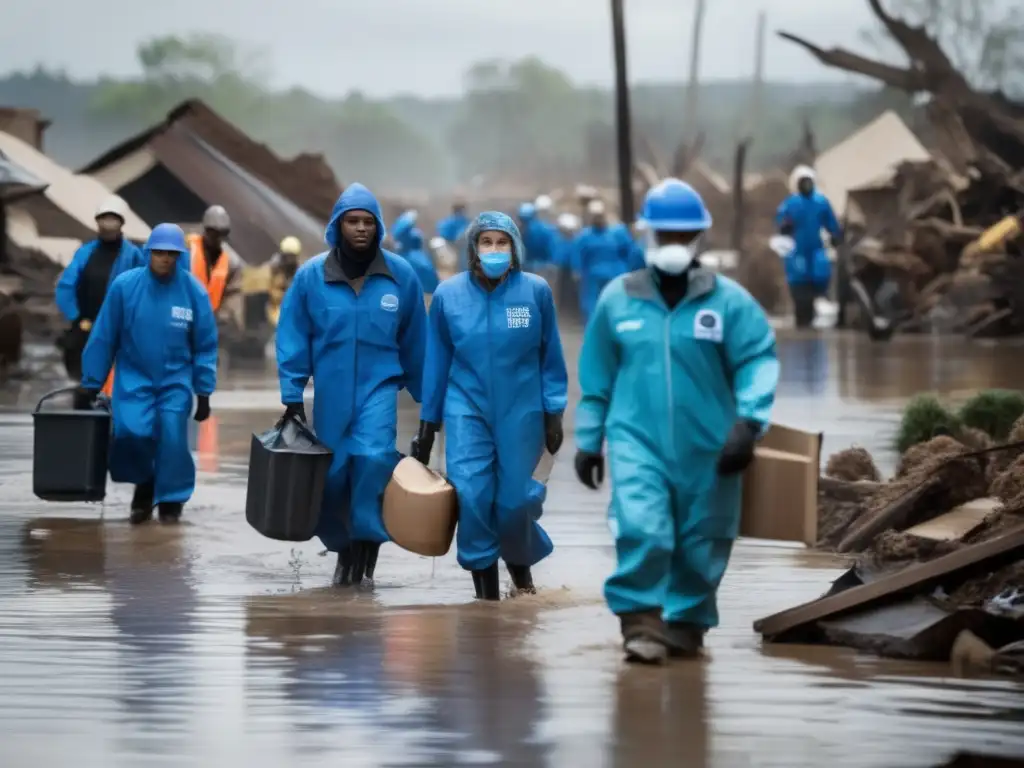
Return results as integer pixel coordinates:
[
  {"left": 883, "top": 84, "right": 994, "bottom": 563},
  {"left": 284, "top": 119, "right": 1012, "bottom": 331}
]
[{"left": 2, "top": 329, "right": 1023, "bottom": 767}]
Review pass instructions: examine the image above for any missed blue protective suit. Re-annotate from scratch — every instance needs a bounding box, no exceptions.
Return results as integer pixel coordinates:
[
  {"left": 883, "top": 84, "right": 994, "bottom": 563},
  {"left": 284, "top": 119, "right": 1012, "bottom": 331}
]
[
  {"left": 277, "top": 184, "right": 428, "bottom": 550},
  {"left": 420, "top": 212, "right": 568, "bottom": 571},
  {"left": 575, "top": 267, "right": 778, "bottom": 626},
  {"left": 81, "top": 262, "right": 219, "bottom": 505},
  {"left": 574, "top": 223, "right": 634, "bottom": 322},
  {"left": 402, "top": 228, "right": 440, "bottom": 294},
  {"left": 552, "top": 232, "right": 577, "bottom": 269},
  {"left": 55, "top": 239, "right": 145, "bottom": 322},
  {"left": 391, "top": 211, "right": 418, "bottom": 255},
  {"left": 775, "top": 192, "right": 841, "bottom": 288},
  {"left": 437, "top": 212, "right": 470, "bottom": 244},
  {"left": 522, "top": 217, "right": 556, "bottom": 267}
]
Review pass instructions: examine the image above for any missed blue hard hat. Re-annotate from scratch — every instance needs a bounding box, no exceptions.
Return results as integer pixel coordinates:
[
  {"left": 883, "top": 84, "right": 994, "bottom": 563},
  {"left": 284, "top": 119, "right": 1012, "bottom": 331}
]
[
  {"left": 640, "top": 178, "right": 712, "bottom": 232},
  {"left": 518, "top": 202, "right": 536, "bottom": 219},
  {"left": 145, "top": 223, "right": 188, "bottom": 253}
]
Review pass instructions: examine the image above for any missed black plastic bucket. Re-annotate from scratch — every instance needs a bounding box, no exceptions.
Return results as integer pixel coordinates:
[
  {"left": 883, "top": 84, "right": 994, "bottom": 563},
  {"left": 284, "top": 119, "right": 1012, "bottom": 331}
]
[
  {"left": 32, "top": 386, "right": 111, "bottom": 502},
  {"left": 246, "top": 415, "right": 333, "bottom": 541}
]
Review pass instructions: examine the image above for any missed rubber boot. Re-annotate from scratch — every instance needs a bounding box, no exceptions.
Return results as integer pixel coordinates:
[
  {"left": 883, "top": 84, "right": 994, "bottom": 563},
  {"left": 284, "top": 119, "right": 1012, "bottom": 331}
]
[
  {"left": 129, "top": 481, "right": 154, "bottom": 525},
  {"left": 666, "top": 621, "right": 705, "bottom": 659},
  {"left": 619, "top": 609, "right": 670, "bottom": 665},
  {"left": 332, "top": 546, "right": 354, "bottom": 587},
  {"left": 471, "top": 563, "right": 501, "bottom": 601},
  {"left": 350, "top": 541, "right": 381, "bottom": 584},
  {"left": 158, "top": 502, "right": 183, "bottom": 524},
  {"left": 506, "top": 563, "right": 536, "bottom": 595}
]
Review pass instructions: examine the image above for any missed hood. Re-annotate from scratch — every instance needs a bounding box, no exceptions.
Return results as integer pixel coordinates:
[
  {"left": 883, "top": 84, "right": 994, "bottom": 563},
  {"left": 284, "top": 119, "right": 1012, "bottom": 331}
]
[
  {"left": 408, "top": 227, "right": 424, "bottom": 250},
  {"left": 466, "top": 211, "right": 525, "bottom": 270},
  {"left": 789, "top": 165, "right": 816, "bottom": 194},
  {"left": 325, "top": 183, "right": 386, "bottom": 249}
]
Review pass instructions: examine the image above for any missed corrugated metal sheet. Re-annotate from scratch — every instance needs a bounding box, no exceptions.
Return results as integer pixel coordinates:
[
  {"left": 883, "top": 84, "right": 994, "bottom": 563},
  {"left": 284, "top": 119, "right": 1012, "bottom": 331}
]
[
  {"left": 151, "top": 126, "right": 325, "bottom": 264},
  {"left": 0, "top": 130, "right": 150, "bottom": 242},
  {"left": 0, "top": 150, "right": 47, "bottom": 202},
  {"left": 815, "top": 110, "right": 932, "bottom": 217}
]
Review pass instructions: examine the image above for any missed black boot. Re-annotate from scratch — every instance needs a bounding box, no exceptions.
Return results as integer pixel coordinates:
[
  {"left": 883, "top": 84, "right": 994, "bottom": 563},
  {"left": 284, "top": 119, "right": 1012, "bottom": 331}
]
[
  {"left": 351, "top": 540, "right": 380, "bottom": 584},
  {"left": 332, "top": 546, "right": 354, "bottom": 587},
  {"left": 666, "top": 621, "right": 705, "bottom": 658},
  {"left": 506, "top": 563, "right": 536, "bottom": 595},
  {"left": 158, "top": 502, "right": 183, "bottom": 523},
  {"left": 129, "top": 482, "right": 154, "bottom": 525},
  {"left": 471, "top": 563, "right": 501, "bottom": 601}
]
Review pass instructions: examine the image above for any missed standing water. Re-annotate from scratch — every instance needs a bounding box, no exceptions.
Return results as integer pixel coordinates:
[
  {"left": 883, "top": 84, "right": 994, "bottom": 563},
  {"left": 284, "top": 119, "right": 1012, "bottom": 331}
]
[{"left": 0, "top": 330, "right": 1022, "bottom": 767}]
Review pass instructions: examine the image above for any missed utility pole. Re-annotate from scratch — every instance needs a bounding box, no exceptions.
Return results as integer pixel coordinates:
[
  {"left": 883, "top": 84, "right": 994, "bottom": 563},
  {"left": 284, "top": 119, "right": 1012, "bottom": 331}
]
[
  {"left": 682, "top": 0, "right": 707, "bottom": 143},
  {"left": 746, "top": 11, "right": 767, "bottom": 140},
  {"left": 610, "top": 0, "right": 635, "bottom": 223}
]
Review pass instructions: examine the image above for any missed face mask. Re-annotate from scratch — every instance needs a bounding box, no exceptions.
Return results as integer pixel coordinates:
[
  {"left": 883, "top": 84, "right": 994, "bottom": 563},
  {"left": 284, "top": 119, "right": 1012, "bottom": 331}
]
[
  {"left": 645, "top": 243, "right": 694, "bottom": 275},
  {"left": 478, "top": 250, "right": 511, "bottom": 279}
]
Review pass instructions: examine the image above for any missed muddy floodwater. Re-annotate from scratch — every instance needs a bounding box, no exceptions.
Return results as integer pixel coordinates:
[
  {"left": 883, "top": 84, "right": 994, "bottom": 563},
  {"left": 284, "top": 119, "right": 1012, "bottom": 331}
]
[{"left": 1, "top": 330, "right": 1023, "bottom": 767}]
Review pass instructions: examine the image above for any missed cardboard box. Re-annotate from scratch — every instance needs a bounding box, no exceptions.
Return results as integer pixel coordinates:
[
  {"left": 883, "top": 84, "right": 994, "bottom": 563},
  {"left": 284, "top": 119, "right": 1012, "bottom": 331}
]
[
  {"left": 383, "top": 456, "right": 458, "bottom": 557},
  {"left": 740, "top": 423, "right": 822, "bottom": 546}
]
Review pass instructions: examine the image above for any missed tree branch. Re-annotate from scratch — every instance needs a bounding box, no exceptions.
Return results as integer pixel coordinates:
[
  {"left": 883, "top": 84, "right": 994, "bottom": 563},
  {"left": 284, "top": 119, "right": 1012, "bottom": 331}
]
[{"left": 776, "top": 31, "right": 928, "bottom": 91}]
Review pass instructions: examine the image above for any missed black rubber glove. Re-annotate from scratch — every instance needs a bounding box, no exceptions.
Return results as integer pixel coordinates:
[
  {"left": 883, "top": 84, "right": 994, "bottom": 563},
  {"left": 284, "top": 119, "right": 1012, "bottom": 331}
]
[
  {"left": 193, "top": 395, "right": 211, "bottom": 422},
  {"left": 574, "top": 450, "right": 604, "bottom": 489},
  {"left": 410, "top": 420, "right": 439, "bottom": 465},
  {"left": 717, "top": 419, "right": 760, "bottom": 475},
  {"left": 778, "top": 221, "right": 794, "bottom": 236},
  {"left": 544, "top": 412, "right": 564, "bottom": 454},
  {"left": 74, "top": 387, "right": 100, "bottom": 410},
  {"left": 283, "top": 402, "right": 306, "bottom": 423}
]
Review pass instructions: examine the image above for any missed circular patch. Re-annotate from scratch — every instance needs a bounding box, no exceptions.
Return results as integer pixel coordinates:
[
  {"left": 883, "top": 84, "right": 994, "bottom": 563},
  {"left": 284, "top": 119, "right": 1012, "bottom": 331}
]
[
  {"left": 380, "top": 294, "right": 399, "bottom": 312},
  {"left": 700, "top": 313, "right": 717, "bottom": 328}
]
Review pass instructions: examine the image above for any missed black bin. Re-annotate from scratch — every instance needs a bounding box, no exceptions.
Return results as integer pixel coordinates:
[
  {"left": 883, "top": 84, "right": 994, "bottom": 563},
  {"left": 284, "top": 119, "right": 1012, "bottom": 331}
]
[
  {"left": 246, "top": 415, "right": 333, "bottom": 541},
  {"left": 32, "top": 386, "right": 111, "bottom": 502}
]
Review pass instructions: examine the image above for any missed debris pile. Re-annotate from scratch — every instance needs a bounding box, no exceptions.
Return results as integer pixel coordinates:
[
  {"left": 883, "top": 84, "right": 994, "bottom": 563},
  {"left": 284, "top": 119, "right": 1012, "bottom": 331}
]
[
  {"left": 778, "top": 1, "right": 1024, "bottom": 336},
  {"left": 760, "top": 411, "right": 1024, "bottom": 675}
]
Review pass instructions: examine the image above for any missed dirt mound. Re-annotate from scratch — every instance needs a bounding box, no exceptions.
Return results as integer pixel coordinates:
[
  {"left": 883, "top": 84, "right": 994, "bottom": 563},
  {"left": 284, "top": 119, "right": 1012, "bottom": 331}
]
[
  {"left": 989, "top": 454, "right": 1024, "bottom": 502},
  {"left": 824, "top": 447, "right": 881, "bottom": 482},
  {"left": 895, "top": 435, "right": 965, "bottom": 478},
  {"left": 817, "top": 477, "right": 883, "bottom": 550},
  {"left": 858, "top": 529, "right": 961, "bottom": 570},
  {"left": 958, "top": 427, "right": 994, "bottom": 452}
]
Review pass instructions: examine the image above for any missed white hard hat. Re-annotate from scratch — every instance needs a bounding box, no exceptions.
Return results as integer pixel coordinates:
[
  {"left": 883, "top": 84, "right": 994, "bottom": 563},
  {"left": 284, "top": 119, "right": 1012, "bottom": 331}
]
[
  {"left": 428, "top": 236, "right": 446, "bottom": 250},
  {"left": 575, "top": 184, "right": 597, "bottom": 200},
  {"left": 789, "top": 165, "right": 816, "bottom": 192},
  {"left": 95, "top": 194, "right": 128, "bottom": 221},
  {"left": 557, "top": 212, "right": 579, "bottom": 230},
  {"left": 534, "top": 194, "right": 552, "bottom": 211},
  {"left": 587, "top": 199, "right": 606, "bottom": 215},
  {"left": 202, "top": 205, "right": 231, "bottom": 231}
]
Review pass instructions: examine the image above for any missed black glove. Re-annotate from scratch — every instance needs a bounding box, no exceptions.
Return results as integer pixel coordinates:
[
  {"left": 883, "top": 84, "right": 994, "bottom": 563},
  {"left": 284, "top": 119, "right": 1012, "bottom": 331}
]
[
  {"left": 74, "top": 387, "right": 100, "bottom": 410},
  {"left": 283, "top": 402, "right": 306, "bottom": 423},
  {"left": 194, "top": 395, "right": 211, "bottom": 422},
  {"left": 831, "top": 229, "right": 844, "bottom": 246},
  {"left": 410, "top": 420, "right": 439, "bottom": 465},
  {"left": 574, "top": 450, "right": 604, "bottom": 489},
  {"left": 544, "top": 412, "right": 564, "bottom": 454},
  {"left": 717, "top": 419, "right": 760, "bottom": 475},
  {"left": 778, "top": 221, "right": 794, "bottom": 236}
]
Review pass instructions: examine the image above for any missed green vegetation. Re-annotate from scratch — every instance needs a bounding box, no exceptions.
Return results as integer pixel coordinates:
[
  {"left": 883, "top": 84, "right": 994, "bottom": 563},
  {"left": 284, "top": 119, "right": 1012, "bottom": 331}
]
[
  {"left": 895, "top": 395, "right": 963, "bottom": 454},
  {"left": 958, "top": 390, "right": 1024, "bottom": 441},
  {"left": 0, "top": 33, "right": 893, "bottom": 194}
]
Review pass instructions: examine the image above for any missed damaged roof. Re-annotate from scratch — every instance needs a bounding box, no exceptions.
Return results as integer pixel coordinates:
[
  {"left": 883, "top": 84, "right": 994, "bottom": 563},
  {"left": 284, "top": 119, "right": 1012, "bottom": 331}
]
[
  {"left": 0, "top": 129, "right": 150, "bottom": 243},
  {"left": 149, "top": 125, "right": 326, "bottom": 263},
  {"left": 79, "top": 99, "right": 341, "bottom": 222}
]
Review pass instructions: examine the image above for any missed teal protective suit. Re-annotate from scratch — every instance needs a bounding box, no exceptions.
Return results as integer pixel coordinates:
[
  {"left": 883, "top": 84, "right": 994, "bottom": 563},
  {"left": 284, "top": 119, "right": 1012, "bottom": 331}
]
[
  {"left": 420, "top": 212, "right": 568, "bottom": 571},
  {"left": 276, "top": 184, "right": 428, "bottom": 551},
  {"left": 575, "top": 267, "right": 778, "bottom": 626},
  {"left": 81, "top": 261, "right": 219, "bottom": 505}
]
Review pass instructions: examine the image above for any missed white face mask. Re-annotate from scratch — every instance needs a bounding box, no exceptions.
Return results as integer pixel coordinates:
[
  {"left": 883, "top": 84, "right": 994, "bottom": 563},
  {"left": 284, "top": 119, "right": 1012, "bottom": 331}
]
[{"left": 645, "top": 243, "right": 694, "bottom": 274}]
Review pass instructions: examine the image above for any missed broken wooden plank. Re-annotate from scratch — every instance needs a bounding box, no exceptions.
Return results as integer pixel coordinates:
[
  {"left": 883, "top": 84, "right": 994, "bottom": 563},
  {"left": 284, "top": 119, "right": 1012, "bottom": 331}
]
[
  {"left": 904, "top": 497, "right": 998, "bottom": 542},
  {"left": 754, "top": 524, "right": 1024, "bottom": 640},
  {"left": 836, "top": 477, "right": 939, "bottom": 553}
]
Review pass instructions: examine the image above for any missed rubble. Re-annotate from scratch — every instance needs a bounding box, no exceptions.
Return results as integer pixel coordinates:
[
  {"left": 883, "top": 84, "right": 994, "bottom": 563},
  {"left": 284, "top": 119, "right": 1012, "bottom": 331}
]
[{"left": 778, "top": 1, "right": 1024, "bottom": 336}]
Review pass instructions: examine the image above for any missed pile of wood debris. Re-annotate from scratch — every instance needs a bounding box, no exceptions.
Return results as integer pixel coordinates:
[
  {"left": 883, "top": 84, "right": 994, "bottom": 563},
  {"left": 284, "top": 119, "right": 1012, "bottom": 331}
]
[
  {"left": 779, "top": 0, "right": 1024, "bottom": 335},
  {"left": 771, "top": 425, "right": 1024, "bottom": 674}
]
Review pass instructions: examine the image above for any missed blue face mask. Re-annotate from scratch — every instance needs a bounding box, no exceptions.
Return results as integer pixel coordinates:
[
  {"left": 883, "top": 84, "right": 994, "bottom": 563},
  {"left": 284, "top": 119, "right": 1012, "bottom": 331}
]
[{"left": 478, "top": 250, "right": 511, "bottom": 279}]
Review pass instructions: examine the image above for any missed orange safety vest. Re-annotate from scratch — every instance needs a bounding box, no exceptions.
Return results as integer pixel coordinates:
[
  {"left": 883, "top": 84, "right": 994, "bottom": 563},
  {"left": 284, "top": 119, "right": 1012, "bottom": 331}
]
[{"left": 187, "top": 234, "right": 230, "bottom": 311}]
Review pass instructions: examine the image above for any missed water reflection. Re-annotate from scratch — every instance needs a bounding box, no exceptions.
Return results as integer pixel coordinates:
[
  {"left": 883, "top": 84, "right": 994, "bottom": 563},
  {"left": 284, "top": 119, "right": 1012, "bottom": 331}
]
[
  {"left": 610, "top": 663, "right": 708, "bottom": 768},
  {"left": 245, "top": 598, "right": 547, "bottom": 765},
  {"left": 777, "top": 334, "right": 830, "bottom": 398}
]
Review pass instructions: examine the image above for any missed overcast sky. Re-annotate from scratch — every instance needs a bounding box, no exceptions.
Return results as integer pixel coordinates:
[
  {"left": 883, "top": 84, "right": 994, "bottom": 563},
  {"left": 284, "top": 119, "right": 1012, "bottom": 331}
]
[{"left": 2, "top": 0, "right": 887, "bottom": 97}]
